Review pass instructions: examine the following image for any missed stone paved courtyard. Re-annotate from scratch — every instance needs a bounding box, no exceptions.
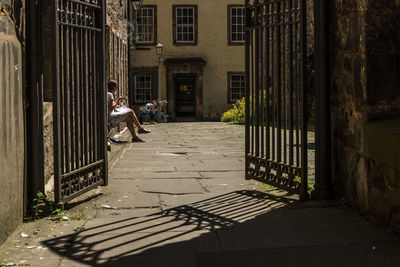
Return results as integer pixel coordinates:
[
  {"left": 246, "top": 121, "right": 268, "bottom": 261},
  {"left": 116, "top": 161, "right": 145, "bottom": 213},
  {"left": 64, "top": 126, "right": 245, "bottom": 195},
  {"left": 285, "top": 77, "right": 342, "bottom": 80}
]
[{"left": 0, "top": 122, "right": 399, "bottom": 266}]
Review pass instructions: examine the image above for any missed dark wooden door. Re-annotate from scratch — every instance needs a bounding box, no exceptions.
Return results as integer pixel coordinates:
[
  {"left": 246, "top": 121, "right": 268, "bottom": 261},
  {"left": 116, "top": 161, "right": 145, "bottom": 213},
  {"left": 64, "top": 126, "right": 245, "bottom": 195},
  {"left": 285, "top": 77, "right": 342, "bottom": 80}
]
[{"left": 175, "top": 75, "right": 196, "bottom": 116}]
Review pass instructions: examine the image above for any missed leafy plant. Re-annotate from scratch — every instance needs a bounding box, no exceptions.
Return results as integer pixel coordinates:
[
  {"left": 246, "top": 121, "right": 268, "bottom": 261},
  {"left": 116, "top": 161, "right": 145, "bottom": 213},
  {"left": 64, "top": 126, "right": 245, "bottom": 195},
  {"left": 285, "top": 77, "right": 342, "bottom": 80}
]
[
  {"left": 221, "top": 97, "right": 246, "bottom": 124},
  {"left": 295, "top": 176, "right": 314, "bottom": 191},
  {"left": 262, "top": 183, "right": 276, "bottom": 191},
  {"left": 52, "top": 208, "right": 69, "bottom": 221},
  {"left": 32, "top": 191, "right": 46, "bottom": 220},
  {"left": 52, "top": 208, "right": 64, "bottom": 216}
]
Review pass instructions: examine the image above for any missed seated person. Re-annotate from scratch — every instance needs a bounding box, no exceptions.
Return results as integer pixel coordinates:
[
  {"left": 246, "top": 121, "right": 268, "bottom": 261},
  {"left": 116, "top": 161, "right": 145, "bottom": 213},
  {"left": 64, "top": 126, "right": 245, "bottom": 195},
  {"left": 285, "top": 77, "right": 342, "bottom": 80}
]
[
  {"left": 107, "top": 80, "right": 150, "bottom": 142},
  {"left": 157, "top": 100, "right": 168, "bottom": 122},
  {"left": 140, "top": 100, "right": 158, "bottom": 124}
]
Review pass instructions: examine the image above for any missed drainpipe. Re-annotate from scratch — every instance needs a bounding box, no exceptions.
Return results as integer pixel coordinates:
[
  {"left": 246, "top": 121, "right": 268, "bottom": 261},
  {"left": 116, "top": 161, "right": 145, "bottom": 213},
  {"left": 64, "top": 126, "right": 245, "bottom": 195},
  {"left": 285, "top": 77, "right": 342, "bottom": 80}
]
[{"left": 312, "top": 0, "right": 332, "bottom": 200}]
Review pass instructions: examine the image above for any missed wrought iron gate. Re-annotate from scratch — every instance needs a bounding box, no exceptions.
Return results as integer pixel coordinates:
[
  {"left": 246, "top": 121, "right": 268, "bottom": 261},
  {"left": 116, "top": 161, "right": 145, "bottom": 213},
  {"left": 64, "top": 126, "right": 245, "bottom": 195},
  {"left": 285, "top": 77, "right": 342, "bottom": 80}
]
[
  {"left": 245, "top": 0, "right": 308, "bottom": 199},
  {"left": 51, "top": 0, "right": 108, "bottom": 204}
]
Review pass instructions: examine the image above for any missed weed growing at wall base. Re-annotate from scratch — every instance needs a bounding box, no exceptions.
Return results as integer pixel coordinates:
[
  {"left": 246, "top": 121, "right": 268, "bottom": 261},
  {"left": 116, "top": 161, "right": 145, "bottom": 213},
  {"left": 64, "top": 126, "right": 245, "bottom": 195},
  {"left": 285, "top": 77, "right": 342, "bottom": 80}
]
[
  {"left": 221, "top": 98, "right": 245, "bottom": 124},
  {"left": 32, "top": 192, "right": 46, "bottom": 220}
]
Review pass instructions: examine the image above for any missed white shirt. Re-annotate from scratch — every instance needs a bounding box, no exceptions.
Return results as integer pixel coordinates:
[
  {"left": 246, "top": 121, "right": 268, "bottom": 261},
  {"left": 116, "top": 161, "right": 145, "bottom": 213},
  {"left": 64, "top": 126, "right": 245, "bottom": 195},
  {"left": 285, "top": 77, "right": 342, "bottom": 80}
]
[{"left": 107, "top": 92, "right": 114, "bottom": 115}]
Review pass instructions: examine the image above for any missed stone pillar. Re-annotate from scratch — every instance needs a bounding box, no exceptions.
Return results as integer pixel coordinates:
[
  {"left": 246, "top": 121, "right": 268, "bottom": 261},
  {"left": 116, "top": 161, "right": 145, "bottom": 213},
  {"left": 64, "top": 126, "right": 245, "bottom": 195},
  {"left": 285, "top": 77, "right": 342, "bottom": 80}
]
[
  {"left": 0, "top": 11, "right": 24, "bottom": 245},
  {"left": 312, "top": 0, "right": 331, "bottom": 200},
  {"left": 330, "top": 0, "right": 400, "bottom": 227}
]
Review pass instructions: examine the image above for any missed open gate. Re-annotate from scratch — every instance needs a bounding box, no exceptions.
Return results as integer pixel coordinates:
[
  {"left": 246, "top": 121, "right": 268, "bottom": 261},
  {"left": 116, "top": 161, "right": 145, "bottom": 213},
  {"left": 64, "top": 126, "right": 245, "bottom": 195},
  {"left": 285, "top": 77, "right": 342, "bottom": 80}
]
[
  {"left": 245, "top": 0, "right": 309, "bottom": 199},
  {"left": 51, "top": 0, "right": 108, "bottom": 205}
]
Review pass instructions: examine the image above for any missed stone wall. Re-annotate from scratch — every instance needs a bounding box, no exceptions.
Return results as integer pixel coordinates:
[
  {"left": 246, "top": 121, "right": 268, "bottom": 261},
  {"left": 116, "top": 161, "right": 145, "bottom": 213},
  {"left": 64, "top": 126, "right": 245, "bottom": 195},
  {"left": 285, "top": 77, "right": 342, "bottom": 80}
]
[
  {"left": 43, "top": 103, "right": 54, "bottom": 199},
  {"left": 0, "top": 4, "right": 25, "bottom": 245},
  {"left": 331, "top": 0, "right": 400, "bottom": 230},
  {"left": 106, "top": 0, "right": 129, "bottom": 136},
  {"left": 106, "top": 0, "right": 129, "bottom": 98},
  {"left": 365, "top": 1, "right": 400, "bottom": 111},
  {"left": 306, "top": 0, "right": 314, "bottom": 49}
]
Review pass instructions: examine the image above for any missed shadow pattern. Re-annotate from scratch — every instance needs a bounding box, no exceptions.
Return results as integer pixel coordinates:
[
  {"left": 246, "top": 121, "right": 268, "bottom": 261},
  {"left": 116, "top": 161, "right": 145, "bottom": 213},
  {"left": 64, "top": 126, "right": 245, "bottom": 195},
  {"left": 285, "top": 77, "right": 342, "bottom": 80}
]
[{"left": 42, "top": 190, "right": 292, "bottom": 266}]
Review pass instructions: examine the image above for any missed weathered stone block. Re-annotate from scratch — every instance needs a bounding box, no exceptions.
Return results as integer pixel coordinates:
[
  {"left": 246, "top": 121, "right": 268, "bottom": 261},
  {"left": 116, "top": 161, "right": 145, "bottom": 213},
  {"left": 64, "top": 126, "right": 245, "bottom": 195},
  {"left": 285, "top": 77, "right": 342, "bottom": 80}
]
[
  {"left": 0, "top": 15, "right": 24, "bottom": 245},
  {"left": 364, "top": 120, "right": 400, "bottom": 172},
  {"left": 366, "top": 157, "right": 400, "bottom": 230},
  {"left": 331, "top": 0, "right": 400, "bottom": 231}
]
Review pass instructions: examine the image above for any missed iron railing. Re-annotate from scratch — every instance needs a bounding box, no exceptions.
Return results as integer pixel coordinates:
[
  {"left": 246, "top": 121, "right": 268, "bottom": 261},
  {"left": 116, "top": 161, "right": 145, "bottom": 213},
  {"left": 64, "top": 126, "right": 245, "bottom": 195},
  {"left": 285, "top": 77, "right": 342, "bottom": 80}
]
[
  {"left": 245, "top": 0, "right": 308, "bottom": 199},
  {"left": 52, "top": 0, "right": 108, "bottom": 204}
]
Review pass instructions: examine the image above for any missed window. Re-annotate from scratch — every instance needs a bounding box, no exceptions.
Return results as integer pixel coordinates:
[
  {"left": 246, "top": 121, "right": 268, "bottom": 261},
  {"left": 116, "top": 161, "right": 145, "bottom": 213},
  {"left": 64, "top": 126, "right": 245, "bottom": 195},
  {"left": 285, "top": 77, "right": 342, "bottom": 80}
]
[
  {"left": 136, "top": 6, "right": 157, "bottom": 45},
  {"left": 228, "top": 6, "right": 245, "bottom": 45},
  {"left": 173, "top": 5, "right": 198, "bottom": 45},
  {"left": 134, "top": 75, "right": 152, "bottom": 103},
  {"left": 132, "top": 67, "right": 158, "bottom": 104},
  {"left": 228, "top": 72, "right": 246, "bottom": 103}
]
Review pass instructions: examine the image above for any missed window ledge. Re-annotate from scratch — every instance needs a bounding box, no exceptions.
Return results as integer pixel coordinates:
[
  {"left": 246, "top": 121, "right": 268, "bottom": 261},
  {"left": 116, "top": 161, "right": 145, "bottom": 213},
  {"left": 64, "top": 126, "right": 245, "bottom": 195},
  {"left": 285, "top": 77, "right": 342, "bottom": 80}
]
[
  {"left": 135, "top": 47, "right": 152, "bottom": 50},
  {"left": 364, "top": 120, "right": 400, "bottom": 171}
]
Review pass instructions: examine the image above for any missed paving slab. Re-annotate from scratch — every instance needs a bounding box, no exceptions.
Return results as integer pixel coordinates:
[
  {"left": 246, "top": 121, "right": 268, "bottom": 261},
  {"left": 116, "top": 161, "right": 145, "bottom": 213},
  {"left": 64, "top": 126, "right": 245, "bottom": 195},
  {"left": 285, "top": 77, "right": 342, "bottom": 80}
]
[
  {"left": 199, "top": 178, "right": 255, "bottom": 187},
  {"left": 159, "top": 192, "right": 227, "bottom": 208},
  {"left": 216, "top": 207, "right": 399, "bottom": 251},
  {"left": 199, "top": 170, "right": 245, "bottom": 179},
  {"left": 105, "top": 192, "right": 162, "bottom": 209},
  {"left": 100, "top": 252, "right": 197, "bottom": 267},
  {"left": 110, "top": 170, "right": 202, "bottom": 179},
  {"left": 195, "top": 242, "right": 400, "bottom": 267},
  {"left": 110, "top": 166, "right": 176, "bottom": 173},
  {"left": 138, "top": 179, "right": 206, "bottom": 195},
  {"left": 53, "top": 229, "right": 219, "bottom": 263}
]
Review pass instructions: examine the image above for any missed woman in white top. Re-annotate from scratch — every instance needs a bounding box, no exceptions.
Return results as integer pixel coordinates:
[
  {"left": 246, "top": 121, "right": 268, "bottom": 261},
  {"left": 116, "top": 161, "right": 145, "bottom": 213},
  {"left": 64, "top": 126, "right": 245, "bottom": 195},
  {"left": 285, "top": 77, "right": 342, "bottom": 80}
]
[{"left": 107, "top": 80, "right": 150, "bottom": 142}]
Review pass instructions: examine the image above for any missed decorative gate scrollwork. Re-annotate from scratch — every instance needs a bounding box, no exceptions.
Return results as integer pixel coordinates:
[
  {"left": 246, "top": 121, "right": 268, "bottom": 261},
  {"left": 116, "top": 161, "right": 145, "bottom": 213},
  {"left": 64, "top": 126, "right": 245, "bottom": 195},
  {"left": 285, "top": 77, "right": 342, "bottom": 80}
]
[
  {"left": 245, "top": 0, "right": 308, "bottom": 199},
  {"left": 51, "top": 0, "right": 108, "bottom": 204}
]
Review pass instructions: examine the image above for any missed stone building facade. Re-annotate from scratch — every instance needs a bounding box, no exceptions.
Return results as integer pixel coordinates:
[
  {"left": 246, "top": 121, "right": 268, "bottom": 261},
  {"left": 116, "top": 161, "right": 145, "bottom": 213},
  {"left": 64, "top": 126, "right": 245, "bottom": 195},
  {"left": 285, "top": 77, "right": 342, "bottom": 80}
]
[
  {"left": 130, "top": 0, "right": 315, "bottom": 121},
  {"left": 330, "top": 0, "right": 400, "bottom": 231},
  {"left": 130, "top": 0, "right": 246, "bottom": 120}
]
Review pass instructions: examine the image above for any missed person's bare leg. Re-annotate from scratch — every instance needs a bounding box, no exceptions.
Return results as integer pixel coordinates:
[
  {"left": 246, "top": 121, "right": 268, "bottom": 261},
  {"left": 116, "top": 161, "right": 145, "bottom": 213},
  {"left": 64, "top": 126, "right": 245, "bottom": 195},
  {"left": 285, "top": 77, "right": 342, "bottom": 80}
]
[
  {"left": 124, "top": 116, "right": 137, "bottom": 139},
  {"left": 129, "top": 110, "right": 143, "bottom": 130}
]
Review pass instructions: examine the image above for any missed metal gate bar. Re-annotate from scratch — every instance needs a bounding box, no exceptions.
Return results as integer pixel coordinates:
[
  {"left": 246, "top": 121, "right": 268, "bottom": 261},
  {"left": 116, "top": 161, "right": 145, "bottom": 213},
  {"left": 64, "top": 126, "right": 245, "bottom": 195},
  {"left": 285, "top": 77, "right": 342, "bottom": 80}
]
[
  {"left": 52, "top": 0, "right": 108, "bottom": 204},
  {"left": 245, "top": 0, "right": 308, "bottom": 199}
]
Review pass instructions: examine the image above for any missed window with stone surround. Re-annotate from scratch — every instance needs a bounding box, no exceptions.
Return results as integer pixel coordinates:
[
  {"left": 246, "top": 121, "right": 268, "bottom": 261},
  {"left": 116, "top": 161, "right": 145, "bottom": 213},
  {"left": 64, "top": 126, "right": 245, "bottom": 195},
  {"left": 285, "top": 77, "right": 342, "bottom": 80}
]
[
  {"left": 136, "top": 6, "right": 157, "bottom": 45},
  {"left": 134, "top": 74, "right": 152, "bottom": 103},
  {"left": 228, "top": 5, "right": 245, "bottom": 45},
  {"left": 228, "top": 72, "right": 246, "bottom": 103},
  {"left": 173, "top": 5, "right": 198, "bottom": 45}
]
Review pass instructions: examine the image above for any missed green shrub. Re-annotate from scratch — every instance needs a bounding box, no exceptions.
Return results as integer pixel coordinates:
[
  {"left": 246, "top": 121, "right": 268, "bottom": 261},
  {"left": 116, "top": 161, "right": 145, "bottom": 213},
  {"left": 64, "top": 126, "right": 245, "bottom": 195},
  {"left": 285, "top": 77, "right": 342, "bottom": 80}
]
[{"left": 221, "top": 98, "right": 245, "bottom": 124}]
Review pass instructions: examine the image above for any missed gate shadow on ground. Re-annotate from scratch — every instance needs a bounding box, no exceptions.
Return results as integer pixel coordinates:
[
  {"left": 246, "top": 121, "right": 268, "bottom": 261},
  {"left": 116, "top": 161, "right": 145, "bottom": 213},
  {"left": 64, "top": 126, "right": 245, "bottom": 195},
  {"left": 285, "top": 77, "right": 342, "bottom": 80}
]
[
  {"left": 42, "top": 190, "right": 400, "bottom": 266},
  {"left": 41, "top": 190, "right": 295, "bottom": 265}
]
